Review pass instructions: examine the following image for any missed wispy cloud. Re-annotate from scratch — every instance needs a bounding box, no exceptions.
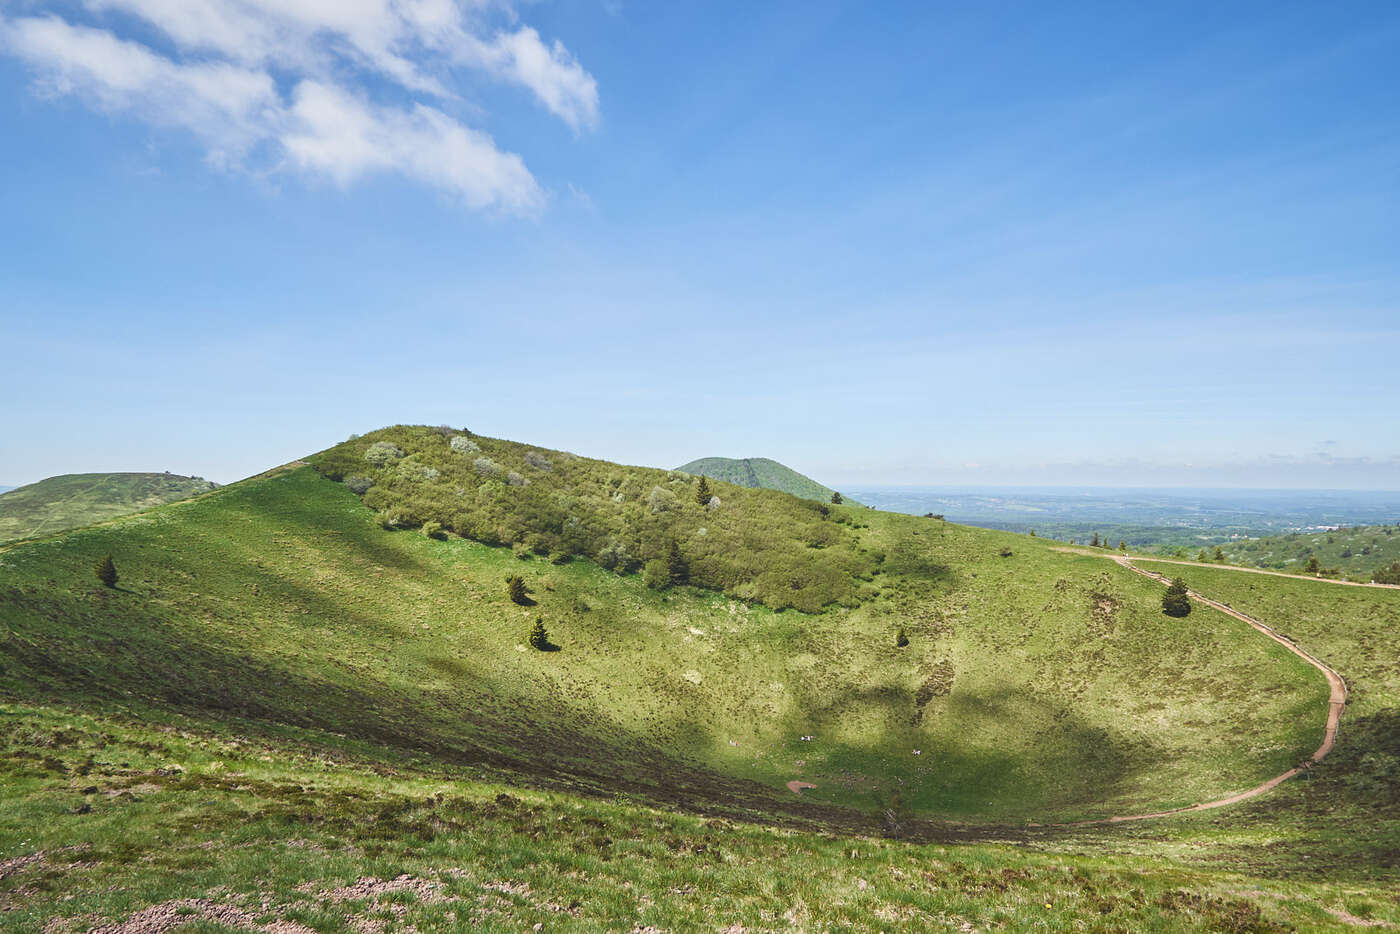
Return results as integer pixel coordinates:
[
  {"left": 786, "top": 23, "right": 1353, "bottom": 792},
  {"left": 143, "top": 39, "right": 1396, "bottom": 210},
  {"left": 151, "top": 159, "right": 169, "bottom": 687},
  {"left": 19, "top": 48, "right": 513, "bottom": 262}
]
[{"left": 1, "top": 1, "right": 599, "bottom": 212}]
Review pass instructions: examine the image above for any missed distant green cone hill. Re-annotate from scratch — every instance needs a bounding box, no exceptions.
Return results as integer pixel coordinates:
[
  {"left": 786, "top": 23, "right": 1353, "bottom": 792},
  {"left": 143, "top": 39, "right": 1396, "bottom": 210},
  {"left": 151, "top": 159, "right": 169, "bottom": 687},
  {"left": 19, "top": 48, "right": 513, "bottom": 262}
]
[
  {"left": 675, "top": 455, "right": 842, "bottom": 503},
  {"left": 0, "top": 471, "right": 217, "bottom": 544}
]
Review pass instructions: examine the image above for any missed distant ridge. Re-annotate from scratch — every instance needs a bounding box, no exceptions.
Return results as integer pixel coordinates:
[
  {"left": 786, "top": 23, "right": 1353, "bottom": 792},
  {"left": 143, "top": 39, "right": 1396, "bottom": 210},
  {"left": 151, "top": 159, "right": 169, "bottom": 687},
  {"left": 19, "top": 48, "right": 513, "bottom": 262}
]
[
  {"left": 0, "top": 472, "right": 218, "bottom": 544},
  {"left": 675, "top": 456, "right": 842, "bottom": 503}
]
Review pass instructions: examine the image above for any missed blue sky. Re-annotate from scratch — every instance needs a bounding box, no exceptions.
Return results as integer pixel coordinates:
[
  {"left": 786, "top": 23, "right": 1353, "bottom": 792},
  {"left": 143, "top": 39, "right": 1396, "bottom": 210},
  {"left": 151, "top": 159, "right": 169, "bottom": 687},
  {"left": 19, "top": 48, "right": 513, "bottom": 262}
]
[{"left": 2, "top": 1, "right": 1397, "bottom": 489}]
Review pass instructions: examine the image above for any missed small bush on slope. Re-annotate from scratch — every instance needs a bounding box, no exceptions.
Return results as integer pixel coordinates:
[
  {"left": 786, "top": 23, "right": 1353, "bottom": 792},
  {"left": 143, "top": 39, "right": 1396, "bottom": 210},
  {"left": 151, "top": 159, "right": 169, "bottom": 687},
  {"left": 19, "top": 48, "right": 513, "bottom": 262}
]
[{"left": 311, "top": 425, "right": 880, "bottom": 611}]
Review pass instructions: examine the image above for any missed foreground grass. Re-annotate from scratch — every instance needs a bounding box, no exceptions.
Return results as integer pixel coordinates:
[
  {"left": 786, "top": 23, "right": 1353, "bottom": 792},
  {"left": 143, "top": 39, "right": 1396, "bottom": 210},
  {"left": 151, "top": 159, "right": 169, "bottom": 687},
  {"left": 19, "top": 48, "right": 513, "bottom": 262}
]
[{"left": 3, "top": 700, "right": 1394, "bottom": 933}]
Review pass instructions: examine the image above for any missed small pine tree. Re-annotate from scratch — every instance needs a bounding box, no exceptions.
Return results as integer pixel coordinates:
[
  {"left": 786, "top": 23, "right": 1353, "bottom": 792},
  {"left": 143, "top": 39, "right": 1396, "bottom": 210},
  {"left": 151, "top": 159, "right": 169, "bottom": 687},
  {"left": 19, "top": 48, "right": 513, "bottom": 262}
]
[
  {"left": 505, "top": 575, "right": 529, "bottom": 605},
  {"left": 528, "top": 617, "right": 550, "bottom": 650},
  {"left": 1305, "top": 556, "right": 1321, "bottom": 575},
  {"left": 1213, "top": 546, "right": 1226, "bottom": 562},
  {"left": 1090, "top": 532, "right": 1100, "bottom": 547},
  {"left": 95, "top": 555, "right": 118, "bottom": 589},
  {"left": 1118, "top": 540, "right": 1127, "bottom": 552},
  {"left": 895, "top": 628, "right": 910, "bottom": 647},
  {"left": 666, "top": 540, "right": 690, "bottom": 586},
  {"left": 831, "top": 492, "right": 843, "bottom": 505},
  {"left": 694, "top": 476, "right": 711, "bottom": 506},
  {"left": 1029, "top": 529, "right": 1036, "bottom": 537},
  {"left": 1162, "top": 578, "right": 1191, "bottom": 618}
]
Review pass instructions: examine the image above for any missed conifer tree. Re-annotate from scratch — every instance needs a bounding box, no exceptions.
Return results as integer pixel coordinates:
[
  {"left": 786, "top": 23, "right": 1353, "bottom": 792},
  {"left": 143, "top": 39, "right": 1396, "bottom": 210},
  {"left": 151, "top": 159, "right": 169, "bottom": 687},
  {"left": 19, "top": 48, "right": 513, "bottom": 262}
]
[
  {"left": 1090, "top": 532, "right": 1100, "bottom": 547},
  {"left": 506, "top": 575, "right": 530, "bottom": 605},
  {"left": 95, "top": 555, "right": 118, "bottom": 589},
  {"left": 831, "top": 492, "right": 843, "bottom": 504},
  {"left": 1119, "top": 540, "right": 1127, "bottom": 552},
  {"left": 1305, "top": 556, "right": 1321, "bottom": 575},
  {"left": 529, "top": 617, "right": 550, "bottom": 650},
  {"left": 895, "top": 627, "right": 910, "bottom": 647},
  {"left": 1162, "top": 578, "right": 1191, "bottom": 618},
  {"left": 666, "top": 540, "right": 690, "bottom": 586},
  {"left": 1213, "top": 546, "right": 1225, "bottom": 562},
  {"left": 695, "top": 476, "right": 711, "bottom": 506}
]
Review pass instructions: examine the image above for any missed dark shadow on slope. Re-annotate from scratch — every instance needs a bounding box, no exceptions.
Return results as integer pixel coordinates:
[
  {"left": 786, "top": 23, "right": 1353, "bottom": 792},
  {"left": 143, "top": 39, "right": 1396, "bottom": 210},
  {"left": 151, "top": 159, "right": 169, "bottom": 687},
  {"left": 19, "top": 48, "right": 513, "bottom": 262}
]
[{"left": 0, "top": 582, "right": 1034, "bottom": 844}]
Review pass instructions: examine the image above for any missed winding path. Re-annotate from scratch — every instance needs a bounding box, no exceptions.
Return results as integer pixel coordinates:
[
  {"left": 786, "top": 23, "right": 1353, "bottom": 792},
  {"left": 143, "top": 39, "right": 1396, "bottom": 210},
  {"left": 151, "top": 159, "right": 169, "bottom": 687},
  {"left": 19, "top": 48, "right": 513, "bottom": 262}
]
[
  {"left": 1118, "top": 554, "right": 1400, "bottom": 590},
  {"left": 1064, "top": 555, "right": 1349, "bottom": 825}
]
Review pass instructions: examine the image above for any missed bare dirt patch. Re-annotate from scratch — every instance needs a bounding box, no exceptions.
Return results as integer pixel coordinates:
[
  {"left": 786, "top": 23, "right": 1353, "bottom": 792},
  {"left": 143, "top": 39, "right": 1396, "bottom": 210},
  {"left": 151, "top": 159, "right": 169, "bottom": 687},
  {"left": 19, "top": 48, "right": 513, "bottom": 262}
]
[
  {"left": 0, "top": 850, "right": 44, "bottom": 880},
  {"left": 86, "top": 899, "right": 317, "bottom": 934}
]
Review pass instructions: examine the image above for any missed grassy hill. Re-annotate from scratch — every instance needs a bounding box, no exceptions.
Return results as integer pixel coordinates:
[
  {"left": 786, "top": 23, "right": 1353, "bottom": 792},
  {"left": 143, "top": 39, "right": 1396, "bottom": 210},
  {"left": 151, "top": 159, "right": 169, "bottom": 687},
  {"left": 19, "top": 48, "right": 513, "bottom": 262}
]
[
  {"left": 0, "top": 426, "right": 1395, "bottom": 929},
  {"left": 0, "top": 472, "right": 217, "bottom": 544},
  {"left": 1208, "top": 523, "right": 1400, "bottom": 582},
  {"left": 676, "top": 455, "right": 841, "bottom": 503}
]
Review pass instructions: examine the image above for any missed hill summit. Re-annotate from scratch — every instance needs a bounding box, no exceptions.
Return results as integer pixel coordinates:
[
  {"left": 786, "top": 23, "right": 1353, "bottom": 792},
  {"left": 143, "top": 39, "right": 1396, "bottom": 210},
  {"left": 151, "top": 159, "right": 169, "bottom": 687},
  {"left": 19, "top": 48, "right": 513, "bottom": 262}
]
[{"left": 676, "top": 456, "right": 839, "bottom": 502}]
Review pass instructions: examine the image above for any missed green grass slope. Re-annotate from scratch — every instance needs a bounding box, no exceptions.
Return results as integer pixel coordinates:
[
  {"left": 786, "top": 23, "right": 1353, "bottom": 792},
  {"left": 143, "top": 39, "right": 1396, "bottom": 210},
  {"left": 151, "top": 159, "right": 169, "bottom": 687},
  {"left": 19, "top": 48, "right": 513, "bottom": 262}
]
[
  {"left": 0, "top": 472, "right": 217, "bottom": 544},
  {"left": 1106, "top": 560, "right": 1400, "bottom": 878},
  {"left": 0, "top": 429, "right": 1327, "bottom": 826},
  {"left": 0, "top": 431, "right": 1395, "bottom": 930},
  {"left": 676, "top": 455, "right": 840, "bottom": 503},
  {"left": 1212, "top": 523, "right": 1400, "bottom": 581}
]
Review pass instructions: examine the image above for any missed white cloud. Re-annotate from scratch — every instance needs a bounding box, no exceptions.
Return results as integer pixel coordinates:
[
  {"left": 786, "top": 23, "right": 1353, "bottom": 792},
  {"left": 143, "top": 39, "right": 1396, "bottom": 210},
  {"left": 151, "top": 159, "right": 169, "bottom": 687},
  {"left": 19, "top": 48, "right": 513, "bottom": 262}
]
[
  {"left": 456, "top": 26, "right": 599, "bottom": 130},
  {"left": 284, "top": 81, "right": 541, "bottom": 213},
  {"left": 80, "top": 0, "right": 600, "bottom": 126},
  {"left": 1, "top": 1, "right": 596, "bottom": 212},
  {"left": 2, "top": 15, "right": 278, "bottom": 164}
]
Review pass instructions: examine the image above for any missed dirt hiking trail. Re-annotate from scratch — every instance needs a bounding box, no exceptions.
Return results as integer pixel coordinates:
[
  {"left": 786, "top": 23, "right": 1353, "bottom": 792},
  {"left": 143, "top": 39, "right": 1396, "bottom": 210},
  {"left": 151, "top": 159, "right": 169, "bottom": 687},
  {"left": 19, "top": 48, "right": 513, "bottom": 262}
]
[
  {"left": 1052, "top": 546, "right": 1400, "bottom": 590},
  {"left": 1054, "top": 555, "right": 1348, "bottom": 825}
]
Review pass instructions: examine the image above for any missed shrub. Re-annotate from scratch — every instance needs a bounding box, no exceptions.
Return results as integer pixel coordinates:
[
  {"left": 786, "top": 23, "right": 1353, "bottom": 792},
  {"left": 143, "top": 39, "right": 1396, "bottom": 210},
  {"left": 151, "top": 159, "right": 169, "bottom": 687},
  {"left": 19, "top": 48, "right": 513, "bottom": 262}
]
[
  {"left": 95, "top": 555, "right": 118, "bottom": 588},
  {"left": 895, "top": 627, "right": 909, "bottom": 647},
  {"left": 422, "top": 520, "right": 445, "bottom": 540},
  {"left": 450, "top": 435, "right": 481, "bottom": 455},
  {"left": 666, "top": 540, "right": 690, "bottom": 586},
  {"left": 1162, "top": 578, "right": 1191, "bottom": 618},
  {"left": 506, "top": 471, "right": 529, "bottom": 487},
  {"left": 345, "top": 476, "right": 373, "bottom": 495},
  {"left": 643, "top": 559, "right": 669, "bottom": 590},
  {"left": 399, "top": 463, "right": 439, "bottom": 482},
  {"left": 379, "top": 507, "right": 418, "bottom": 530},
  {"left": 506, "top": 575, "right": 531, "bottom": 605},
  {"left": 524, "top": 450, "right": 553, "bottom": 470},
  {"left": 528, "top": 617, "right": 552, "bottom": 650},
  {"left": 647, "top": 486, "right": 679, "bottom": 513},
  {"left": 998, "top": 547, "right": 1013, "bottom": 558},
  {"left": 1374, "top": 562, "right": 1400, "bottom": 585},
  {"left": 364, "top": 441, "right": 405, "bottom": 466},
  {"left": 474, "top": 457, "right": 504, "bottom": 479},
  {"left": 831, "top": 492, "right": 843, "bottom": 504},
  {"left": 596, "top": 538, "right": 633, "bottom": 572}
]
